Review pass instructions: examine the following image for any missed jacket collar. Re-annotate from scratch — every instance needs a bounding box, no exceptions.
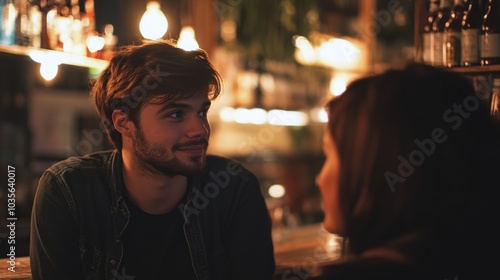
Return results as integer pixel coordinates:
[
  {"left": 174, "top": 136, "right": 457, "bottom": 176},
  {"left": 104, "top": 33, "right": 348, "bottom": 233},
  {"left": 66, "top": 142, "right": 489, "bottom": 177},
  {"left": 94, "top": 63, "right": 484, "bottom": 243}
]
[{"left": 108, "top": 150, "right": 125, "bottom": 212}]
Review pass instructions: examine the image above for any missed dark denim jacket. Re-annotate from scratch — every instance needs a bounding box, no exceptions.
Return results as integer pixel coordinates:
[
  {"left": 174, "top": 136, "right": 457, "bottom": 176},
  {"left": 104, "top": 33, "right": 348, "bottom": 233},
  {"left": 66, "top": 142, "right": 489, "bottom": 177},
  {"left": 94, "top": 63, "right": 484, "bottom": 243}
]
[{"left": 30, "top": 150, "right": 275, "bottom": 280}]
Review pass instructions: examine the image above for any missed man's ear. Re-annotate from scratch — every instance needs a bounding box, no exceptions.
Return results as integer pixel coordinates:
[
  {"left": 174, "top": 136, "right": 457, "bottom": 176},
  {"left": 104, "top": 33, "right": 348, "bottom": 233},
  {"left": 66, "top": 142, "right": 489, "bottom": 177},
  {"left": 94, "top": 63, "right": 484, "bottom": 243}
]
[{"left": 111, "top": 110, "right": 134, "bottom": 138}]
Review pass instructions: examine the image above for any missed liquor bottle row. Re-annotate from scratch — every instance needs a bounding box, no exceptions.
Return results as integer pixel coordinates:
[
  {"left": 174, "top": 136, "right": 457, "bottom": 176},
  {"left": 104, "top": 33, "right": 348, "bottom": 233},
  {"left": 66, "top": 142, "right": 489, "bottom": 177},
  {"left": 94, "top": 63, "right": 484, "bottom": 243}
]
[
  {"left": 423, "top": 0, "right": 500, "bottom": 67},
  {"left": 0, "top": 0, "right": 116, "bottom": 58}
]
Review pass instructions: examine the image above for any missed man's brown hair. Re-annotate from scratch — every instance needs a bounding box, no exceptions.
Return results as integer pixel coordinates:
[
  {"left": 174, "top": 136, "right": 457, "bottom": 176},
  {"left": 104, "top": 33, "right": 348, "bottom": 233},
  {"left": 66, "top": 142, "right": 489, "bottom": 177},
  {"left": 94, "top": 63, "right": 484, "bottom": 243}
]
[{"left": 91, "top": 40, "right": 222, "bottom": 150}]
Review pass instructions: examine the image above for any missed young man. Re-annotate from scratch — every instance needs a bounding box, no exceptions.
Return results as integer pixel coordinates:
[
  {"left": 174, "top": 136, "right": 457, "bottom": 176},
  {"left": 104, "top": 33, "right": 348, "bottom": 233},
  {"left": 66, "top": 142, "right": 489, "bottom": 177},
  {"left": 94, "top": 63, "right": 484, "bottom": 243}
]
[{"left": 30, "top": 41, "right": 275, "bottom": 280}]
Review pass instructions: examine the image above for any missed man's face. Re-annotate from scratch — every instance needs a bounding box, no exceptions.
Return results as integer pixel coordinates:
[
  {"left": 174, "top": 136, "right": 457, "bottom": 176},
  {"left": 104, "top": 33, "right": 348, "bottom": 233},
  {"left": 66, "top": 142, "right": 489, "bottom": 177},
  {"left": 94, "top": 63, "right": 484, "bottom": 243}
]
[{"left": 131, "top": 93, "right": 211, "bottom": 177}]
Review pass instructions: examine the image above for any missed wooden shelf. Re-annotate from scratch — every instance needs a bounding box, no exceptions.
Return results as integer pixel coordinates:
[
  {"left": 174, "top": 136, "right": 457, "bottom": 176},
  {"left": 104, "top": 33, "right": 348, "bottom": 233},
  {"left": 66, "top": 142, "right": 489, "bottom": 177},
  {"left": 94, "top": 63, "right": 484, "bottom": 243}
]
[
  {"left": 0, "top": 45, "right": 108, "bottom": 70},
  {"left": 443, "top": 65, "right": 500, "bottom": 75}
]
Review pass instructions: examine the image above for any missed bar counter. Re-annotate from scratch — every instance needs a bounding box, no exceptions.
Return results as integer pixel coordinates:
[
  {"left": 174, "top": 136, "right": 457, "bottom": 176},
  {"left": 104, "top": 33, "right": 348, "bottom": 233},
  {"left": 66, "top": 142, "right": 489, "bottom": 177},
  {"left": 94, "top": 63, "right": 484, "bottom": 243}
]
[
  {"left": 0, "top": 256, "right": 31, "bottom": 280},
  {"left": 273, "top": 223, "right": 343, "bottom": 279},
  {"left": 0, "top": 223, "right": 342, "bottom": 279}
]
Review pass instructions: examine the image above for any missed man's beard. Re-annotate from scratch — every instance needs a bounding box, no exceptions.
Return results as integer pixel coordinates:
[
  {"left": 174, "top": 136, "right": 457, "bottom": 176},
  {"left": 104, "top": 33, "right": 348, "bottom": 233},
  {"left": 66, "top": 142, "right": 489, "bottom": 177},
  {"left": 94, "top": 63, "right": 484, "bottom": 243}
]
[{"left": 132, "top": 127, "right": 208, "bottom": 177}]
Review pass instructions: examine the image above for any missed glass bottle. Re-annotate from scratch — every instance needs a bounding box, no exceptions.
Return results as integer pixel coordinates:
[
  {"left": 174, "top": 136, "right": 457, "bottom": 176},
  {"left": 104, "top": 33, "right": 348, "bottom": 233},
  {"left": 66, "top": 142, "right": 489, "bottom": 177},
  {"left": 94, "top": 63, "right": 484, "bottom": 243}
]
[
  {"left": 29, "top": 0, "right": 60, "bottom": 49},
  {"left": 82, "top": 0, "right": 95, "bottom": 39},
  {"left": 432, "top": 0, "right": 453, "bottom": 67},
  {"left": 28, "top": 3, "right": 42, "bottom": 48},
  {"left": 1, "top": 0, "right": 18, "bottom": 46},
  {"left": 424, "top": 0, "right": 441, "bottom": 64},
  {"left": 481, "top": 0, "right": 500, "bottom": 65},
  {"left": 0, "top": 0, "right": 4, "bottom": 43},
  {"left": 444, "top": 0, "right": 467, "bottom": 67},
  {"left": 462, "top": 0, "right": 483, "bottom": 66},
  {"left": 15, "top": 0, "right": 31, "bottom": 46}
]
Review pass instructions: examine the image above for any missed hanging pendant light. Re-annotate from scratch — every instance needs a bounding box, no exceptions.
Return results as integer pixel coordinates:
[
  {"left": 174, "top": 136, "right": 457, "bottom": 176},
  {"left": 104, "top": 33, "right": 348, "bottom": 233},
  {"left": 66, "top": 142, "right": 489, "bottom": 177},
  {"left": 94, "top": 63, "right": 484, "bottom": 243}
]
[
  {"left": 177, "top": 26, "right": 199, "bottom": 51},
  {"left": 140, "top": 1, "right": 168, "bottom": 40}
]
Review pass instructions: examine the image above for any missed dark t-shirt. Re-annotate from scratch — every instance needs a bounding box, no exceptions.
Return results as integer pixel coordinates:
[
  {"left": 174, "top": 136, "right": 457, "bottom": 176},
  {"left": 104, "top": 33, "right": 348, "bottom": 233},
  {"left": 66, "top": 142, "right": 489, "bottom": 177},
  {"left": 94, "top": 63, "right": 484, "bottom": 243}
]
[{"left": 118, "top": 193, "right": 197, "bottom": 280}]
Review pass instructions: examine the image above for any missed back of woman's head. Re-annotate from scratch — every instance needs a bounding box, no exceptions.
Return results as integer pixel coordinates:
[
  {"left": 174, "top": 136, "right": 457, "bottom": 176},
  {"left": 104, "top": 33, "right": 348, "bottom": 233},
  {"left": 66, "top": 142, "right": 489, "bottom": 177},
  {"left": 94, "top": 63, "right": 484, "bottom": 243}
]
[{"left": 327, "top": 63, "right": 494, "bottom": 264}]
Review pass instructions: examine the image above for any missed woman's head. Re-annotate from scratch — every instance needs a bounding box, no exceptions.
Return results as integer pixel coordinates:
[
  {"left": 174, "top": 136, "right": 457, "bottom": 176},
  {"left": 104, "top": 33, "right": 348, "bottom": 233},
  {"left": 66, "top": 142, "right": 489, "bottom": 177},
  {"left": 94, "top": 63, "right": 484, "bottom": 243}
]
[
  {"left": 318, "top": 63, "right": 492, "bottom": 255},
  {"left": 91, "top": 40, "right": 222, "bottom": 150}
]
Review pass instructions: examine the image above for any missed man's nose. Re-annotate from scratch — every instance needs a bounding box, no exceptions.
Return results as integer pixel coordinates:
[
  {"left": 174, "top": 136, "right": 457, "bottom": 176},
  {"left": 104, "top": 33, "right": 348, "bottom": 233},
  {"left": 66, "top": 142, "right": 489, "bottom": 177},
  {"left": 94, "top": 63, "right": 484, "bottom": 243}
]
[{"left": 186, "top": 115, "right": 209, "bottom": 138}]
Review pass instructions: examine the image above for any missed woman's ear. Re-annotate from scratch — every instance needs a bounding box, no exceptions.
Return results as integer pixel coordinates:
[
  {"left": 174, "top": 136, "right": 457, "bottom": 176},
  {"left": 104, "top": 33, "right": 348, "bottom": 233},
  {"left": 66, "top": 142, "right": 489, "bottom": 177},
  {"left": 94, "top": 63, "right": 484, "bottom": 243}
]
[{"left": 111, "top": 110, "right": 134, "bottom": 138}]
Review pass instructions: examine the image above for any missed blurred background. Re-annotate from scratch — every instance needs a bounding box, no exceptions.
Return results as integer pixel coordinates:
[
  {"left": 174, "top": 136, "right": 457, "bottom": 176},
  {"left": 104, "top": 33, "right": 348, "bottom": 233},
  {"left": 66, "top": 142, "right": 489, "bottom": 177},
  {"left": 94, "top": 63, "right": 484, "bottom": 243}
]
[{"left": 0, "top": 0, "right": 417, "bottom": 257}]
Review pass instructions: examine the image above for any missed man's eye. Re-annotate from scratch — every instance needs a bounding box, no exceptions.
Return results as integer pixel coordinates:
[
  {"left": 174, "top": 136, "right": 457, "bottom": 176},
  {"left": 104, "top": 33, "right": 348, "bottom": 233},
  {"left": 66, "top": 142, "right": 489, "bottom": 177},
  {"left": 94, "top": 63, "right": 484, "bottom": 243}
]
[
  {"left": 199, "top": 108, "right": 210, "bottom": 117},
  {"left": 168, "top": 111, "right": 184, "bottom": 119}
]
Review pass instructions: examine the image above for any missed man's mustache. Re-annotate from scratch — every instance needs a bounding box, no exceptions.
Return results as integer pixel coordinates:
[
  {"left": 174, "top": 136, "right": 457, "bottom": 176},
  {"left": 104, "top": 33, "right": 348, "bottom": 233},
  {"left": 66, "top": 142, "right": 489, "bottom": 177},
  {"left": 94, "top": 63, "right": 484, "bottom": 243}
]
[{"left": 172, "top": 139, "right": 209, "bottom": 150}]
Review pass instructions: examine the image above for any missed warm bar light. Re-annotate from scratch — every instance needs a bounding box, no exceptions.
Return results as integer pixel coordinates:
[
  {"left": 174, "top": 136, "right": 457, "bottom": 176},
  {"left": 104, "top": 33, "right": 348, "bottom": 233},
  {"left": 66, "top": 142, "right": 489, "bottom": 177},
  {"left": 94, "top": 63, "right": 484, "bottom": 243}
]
[
  {"left": 40, "top": 62, "right": 58, "bottom": 81},
  {"left": 86, "top": 35, "right": 105, "bottom": 53},
  {"left": 140, "top": 1, "right": 168, "bottom": 40},
  {"left": 269, "top": 184, "right": 285, "bottom": 198},
  {"left": 219, "top": 107, "right": 311, "bottom": 126},
  {"left": 329, "top": 76, "right": 347, "bottom": 96},
  {"left": 30, "top": 51, "right": 62, "bottom": 81},
  {"left": 293, "top": 35, "right": 315, "bottom": 64},
  {"left": 268, "top": 110, "right": 309, "bottom": 126},
  {"left": 231, "top": 108, "right": 267, "bottom": 124},
  {"left": 178, "top": 26, "right": 199, "bottom": 51},
  {"left": 310, "top": 107, "right": 328, "bottom": 123}
]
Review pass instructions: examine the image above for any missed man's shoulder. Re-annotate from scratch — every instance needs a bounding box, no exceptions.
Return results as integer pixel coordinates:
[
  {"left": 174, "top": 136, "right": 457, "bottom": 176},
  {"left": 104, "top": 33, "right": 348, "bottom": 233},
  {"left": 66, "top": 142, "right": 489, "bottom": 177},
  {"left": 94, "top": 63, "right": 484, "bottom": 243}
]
[
  {"left": 36, "top": 150, "right": 118, "bottom": 202},
  {"left": 45, "top": 150, "right": 116, "bottom": 176}
]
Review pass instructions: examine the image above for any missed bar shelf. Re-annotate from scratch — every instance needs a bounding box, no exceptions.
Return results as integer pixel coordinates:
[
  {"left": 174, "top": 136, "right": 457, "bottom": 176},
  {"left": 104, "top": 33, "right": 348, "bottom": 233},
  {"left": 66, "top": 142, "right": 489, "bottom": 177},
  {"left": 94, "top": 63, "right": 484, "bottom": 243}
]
[{"left": 0, "top": 45, "right": 108, "bottom": 70}]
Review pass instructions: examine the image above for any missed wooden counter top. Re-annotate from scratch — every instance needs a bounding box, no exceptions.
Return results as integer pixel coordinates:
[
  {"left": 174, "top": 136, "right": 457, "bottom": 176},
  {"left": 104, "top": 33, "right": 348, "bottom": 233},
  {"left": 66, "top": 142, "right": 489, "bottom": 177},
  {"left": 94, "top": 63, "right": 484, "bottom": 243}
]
[
  {"left": 0, "top": 256, "right": 31, "bottom": 280},
  {"left": 273, "top": 223, "right": 344, "bottom": 279}
]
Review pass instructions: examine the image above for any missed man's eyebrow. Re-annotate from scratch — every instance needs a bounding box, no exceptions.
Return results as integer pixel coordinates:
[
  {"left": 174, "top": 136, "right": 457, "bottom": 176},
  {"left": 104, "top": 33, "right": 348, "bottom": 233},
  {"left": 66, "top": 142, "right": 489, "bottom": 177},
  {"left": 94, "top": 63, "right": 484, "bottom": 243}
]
[{"left": 158, "top": 101, "right": 212, "bottom": 113}]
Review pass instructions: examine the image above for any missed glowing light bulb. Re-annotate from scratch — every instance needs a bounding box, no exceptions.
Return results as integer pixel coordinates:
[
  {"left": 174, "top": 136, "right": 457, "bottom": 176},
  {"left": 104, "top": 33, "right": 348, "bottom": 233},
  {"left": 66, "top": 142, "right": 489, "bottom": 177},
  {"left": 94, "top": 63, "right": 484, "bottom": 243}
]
[
  {"left": 86, "top": 35, "right": 105, "bottom": 53},
  {"left": 140, "top": 1, "right": 168, "bottom": 40},
  {"left": 330, "top": 77, "right": 347, "bottom": 96},
  {"left": 40, "top": 62, "right": 58, "bottom": 81},
  {"left": 268, "top": 184, "right": 286, "bottom": 198},
  {"left": 177, "top": 26, "right": 199, "bottom": 51},
  {"left": 293, "top": 35, "right": 315, "bottom": 64},
  {"left": 30, "top": 51, "right": 62, "bottom": 81}
]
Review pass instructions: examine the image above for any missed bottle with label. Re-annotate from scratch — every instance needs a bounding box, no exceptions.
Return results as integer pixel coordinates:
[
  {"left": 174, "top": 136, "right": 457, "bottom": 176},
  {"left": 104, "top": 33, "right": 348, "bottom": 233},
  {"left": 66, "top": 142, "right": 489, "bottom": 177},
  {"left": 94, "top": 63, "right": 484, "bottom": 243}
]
[
  {"left": 462, "top": 0, "right": 483, "bottom": 66},
  {"left": 0, "top": 0, "right": 3, "bottom": 43},
  {"left": 14, "top": 0, "right": 31, "bottom": 46},
  {"left": 1, "top": 0, "right": 18, "bottom": 46},
  {"left": 444, "top": 0, "right": 467, "bottom": 67},
  {"left": 432, "top": 0, "right": 453, "bottom": 67},
  {"left": 481, "top": 0, "right": 500, "bottom": 65},
  {"left": 82, "top": 0, "right": 95, "bottom": 39},
  {"left": 28, "top": 4, "right": 42, "bottom": 48},
  {"left": 424, "top": 0, "right": 441, "bottom": 64}
]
